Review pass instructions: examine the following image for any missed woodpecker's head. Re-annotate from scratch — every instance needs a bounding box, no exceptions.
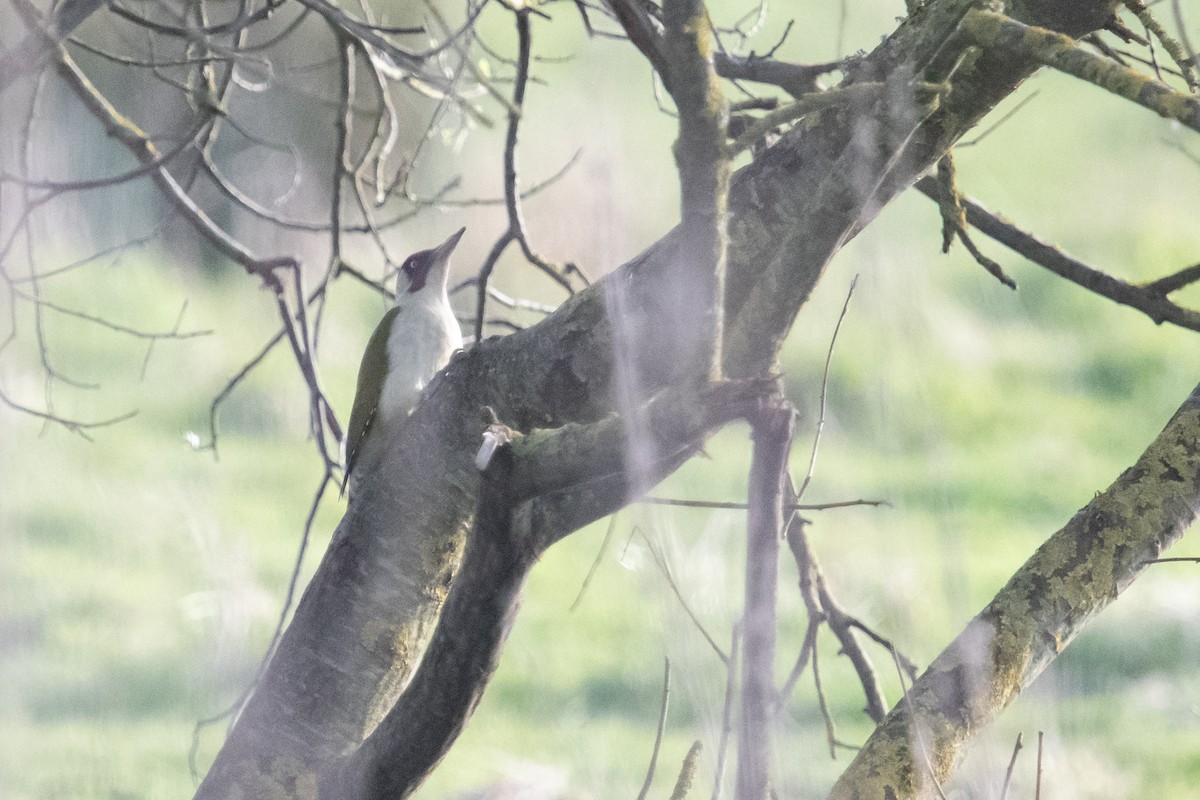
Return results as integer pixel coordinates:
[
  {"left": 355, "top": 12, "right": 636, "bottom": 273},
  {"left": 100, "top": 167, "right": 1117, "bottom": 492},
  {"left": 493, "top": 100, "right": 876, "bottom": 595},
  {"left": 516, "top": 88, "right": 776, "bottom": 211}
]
[{"left": 396, "top": 227, "right": 465, "bottom": 301}]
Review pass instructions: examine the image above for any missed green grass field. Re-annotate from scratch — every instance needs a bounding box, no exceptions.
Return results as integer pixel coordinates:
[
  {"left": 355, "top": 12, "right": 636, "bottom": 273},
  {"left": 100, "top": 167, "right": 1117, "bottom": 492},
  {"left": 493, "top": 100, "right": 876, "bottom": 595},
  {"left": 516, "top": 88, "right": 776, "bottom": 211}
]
[{"left": 3, "top": 5, "right": 1200, "bottom": 798}]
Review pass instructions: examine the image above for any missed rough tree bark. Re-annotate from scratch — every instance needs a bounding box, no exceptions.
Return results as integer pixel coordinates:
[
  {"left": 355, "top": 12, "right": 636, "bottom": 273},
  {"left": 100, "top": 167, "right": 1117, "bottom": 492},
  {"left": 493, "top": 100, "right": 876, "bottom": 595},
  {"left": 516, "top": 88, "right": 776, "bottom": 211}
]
[
  {"left": 192, "top": 0, "right": 1178, "bottom": 798},
  {"left": 828, "top": 384, "right": 1200, "bottom": 799}
]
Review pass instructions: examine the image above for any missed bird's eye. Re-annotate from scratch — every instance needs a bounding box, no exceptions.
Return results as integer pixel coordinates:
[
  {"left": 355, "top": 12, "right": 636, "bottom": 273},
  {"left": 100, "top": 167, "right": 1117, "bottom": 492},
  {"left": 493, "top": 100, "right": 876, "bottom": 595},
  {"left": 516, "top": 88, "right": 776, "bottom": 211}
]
[{"left": 402, "top": 252, "right": 434, "bottom": 292}]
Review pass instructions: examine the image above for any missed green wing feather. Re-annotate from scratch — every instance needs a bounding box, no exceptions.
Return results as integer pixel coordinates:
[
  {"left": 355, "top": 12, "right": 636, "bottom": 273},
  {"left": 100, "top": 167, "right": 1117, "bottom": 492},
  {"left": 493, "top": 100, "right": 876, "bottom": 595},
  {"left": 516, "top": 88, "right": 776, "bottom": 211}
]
[{"left": 343, "top": 306, "right": 399, "bottom": 492}]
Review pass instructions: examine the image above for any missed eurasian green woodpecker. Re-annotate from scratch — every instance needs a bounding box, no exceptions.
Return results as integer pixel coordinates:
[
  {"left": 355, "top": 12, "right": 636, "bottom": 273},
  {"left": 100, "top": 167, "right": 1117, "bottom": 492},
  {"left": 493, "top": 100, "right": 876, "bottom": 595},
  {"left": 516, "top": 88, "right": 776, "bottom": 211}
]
[{"left": 342, "top": 228, "right": 466, "bottom": 495}]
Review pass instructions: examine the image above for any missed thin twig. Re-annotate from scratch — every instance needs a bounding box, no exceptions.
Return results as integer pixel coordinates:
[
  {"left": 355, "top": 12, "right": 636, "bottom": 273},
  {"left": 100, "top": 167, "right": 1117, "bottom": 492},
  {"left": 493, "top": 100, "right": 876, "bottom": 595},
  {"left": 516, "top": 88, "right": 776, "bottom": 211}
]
[
  {"left": 1144, "top": 262, "right": 1200, "bottom": 295},
  {"left": 450, "top": 277, "right": 557, "bottom": 315},
  {"left": 636, "top": 528, "right": 729, "bottom": 664},
  {"left": 1123, "top": 0, "right": 1200, "bottom": 89},
  {"left": 289, "top": 0, "right": 433, "bottom": 84},
  {"left": 0, "top": 384, "right": 136, "bottom": 439},
  {"left": 139, "top": 301, "right": 193, "bottom": 380},
  {"left": 797, "top": 275, "right": 857, "bottom": 500},
  {"left": 204, "top": 330, "right": 285, "bottom": 457},
  {"left": 12, "top": 289, "right": 211, "bottom": 341},
  {"left": 999, "top": 731, "right": 1024, "bottom": 800},
  {"left": 636, "top": 657, "right": 672, "bottom": 800},
  {"left": 811, "top": 633, "right": 838, "bottom": 759},
  {"left": 475, "top": 8, "right": 580, "bottom": 342},
  {"left": 1035, "top": 731, "right": 1045, "bottom": 800},
  {"left": 52, "top": 47, "right": 298, "bottom": 287},
  {"left": 931, "top": 153, "right": 1016, "bottom": 289},
  {"left": 781, "top": 472, "right": 916, "bottom": 719},
  {"left": 637, "top": 496, "right": 886, "bottom": 511},
  {"left": 890, "top": 645, "right": 949, "bottom": 800},
  {"left": 776, "top": 616, "right": 821, "bottom": 708},
  {"left": 710, "top": 625, "right": 740, "bottom": 800},
  {"left": 189, "top": 469, "right": 332, "bottom": 778},
  {"left": 569, "top": 513, "right": 619, "bottom": 612},
  {"left": 729, "top": 84, "right": 900, "bottom": 156},
  {"left": 957, "top": 90, "right": 1040, "bottom": 148}
]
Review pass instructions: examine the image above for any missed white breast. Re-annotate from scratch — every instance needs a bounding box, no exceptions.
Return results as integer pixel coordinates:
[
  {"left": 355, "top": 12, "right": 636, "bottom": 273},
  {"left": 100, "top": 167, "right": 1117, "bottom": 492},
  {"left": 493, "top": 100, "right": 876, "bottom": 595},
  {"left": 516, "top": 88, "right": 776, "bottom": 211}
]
[{"left": 378, "top": 290, "right": 463, "bottom": 420}]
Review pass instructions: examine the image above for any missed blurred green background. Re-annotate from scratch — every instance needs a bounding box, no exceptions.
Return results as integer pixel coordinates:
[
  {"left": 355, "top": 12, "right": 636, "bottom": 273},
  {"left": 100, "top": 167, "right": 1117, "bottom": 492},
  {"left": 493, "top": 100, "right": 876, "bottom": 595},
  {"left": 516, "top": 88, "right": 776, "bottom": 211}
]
[{"left": 2, "top": 1, "right": 1200, "bottom": 798}]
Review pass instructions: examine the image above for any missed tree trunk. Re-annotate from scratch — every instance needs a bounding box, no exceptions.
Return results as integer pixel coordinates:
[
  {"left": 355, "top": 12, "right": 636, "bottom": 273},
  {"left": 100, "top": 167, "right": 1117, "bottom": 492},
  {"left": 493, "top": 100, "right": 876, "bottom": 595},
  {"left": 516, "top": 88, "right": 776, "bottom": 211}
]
[{"left": 195, "top": 2, "right": 1127, "bottom": 796}]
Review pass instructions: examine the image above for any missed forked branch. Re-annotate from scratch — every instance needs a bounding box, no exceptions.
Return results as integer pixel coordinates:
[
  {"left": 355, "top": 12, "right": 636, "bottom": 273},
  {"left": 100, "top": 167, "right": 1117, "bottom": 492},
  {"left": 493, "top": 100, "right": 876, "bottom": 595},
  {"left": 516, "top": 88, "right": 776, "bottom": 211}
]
[
  {"left": 474, "top": 8, "right": 583, "bottom": 343},
  {"left": 914, "top": 177, "right": 1200, "bottom": 333},
  {"left": 329, "top": 378, "right": 774, "bottom": 800}
]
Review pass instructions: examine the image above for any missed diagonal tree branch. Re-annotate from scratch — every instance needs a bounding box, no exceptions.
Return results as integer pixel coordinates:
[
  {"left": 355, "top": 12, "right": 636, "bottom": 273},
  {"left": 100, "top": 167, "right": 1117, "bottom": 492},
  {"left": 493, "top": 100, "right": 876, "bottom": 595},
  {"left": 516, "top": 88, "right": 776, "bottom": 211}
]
[
  {"left": 49, "top": 46, "right": 297, "bottom": 289},
  {"left": 328, "top": 379, "right": 772, "bottom": 800},
  {"left": 826, "top": 383, "right": 1200, "bottom": 800},
  {"left": 607, "top": 0, "right": 672, "bottom": 85},
  {"left": 962, "top": 9, "right": 1200, "bottom": 134},
  {"left": 914, "top": 176, "right": 1200, "bottom": 332}
]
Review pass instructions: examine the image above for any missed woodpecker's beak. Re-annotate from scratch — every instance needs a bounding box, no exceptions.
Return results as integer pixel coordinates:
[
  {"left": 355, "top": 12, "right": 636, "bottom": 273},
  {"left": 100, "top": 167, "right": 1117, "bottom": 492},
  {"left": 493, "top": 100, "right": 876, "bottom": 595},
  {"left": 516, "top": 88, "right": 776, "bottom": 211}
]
[{"left": 431, "top": 227, "right": 466, "bottom": 264}]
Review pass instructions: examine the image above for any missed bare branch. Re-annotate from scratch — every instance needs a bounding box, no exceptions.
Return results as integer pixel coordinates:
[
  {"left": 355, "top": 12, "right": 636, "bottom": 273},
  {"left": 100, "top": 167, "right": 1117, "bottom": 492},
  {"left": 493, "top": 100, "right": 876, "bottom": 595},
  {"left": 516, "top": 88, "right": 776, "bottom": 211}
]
[
  {"left": 0, "top": 116, "right": 214, "bottom": 194},
  {"left": 963, "top": 10, "right": 1200, "bottom": 133},
  {"left": 52, "top": 48, "right": 297, "bottom": 288},
  {"left": 810, "top": 633, "right": 838, "bottom": 759},
  {"left": 914, "top": 176, "right": 1200, "bottom": 333},
  {"left": 999, "top": 732, "right": 1024, "bottom": 800},
  {"left": 0, "top": 384, "right": 137, "bottom": 440},
  {"left": 797, "top": 276, "right": 856, "bottom": 500},
  {"left": 928, "top": 151, "right": 1017, "bottom": 288},
  {"left": 1144, "top": 262, "right": 1200, "bottom": 295},
  {"left": 1123, "top": 0, "right": 1200, "bottom": 89},
  {"left": 289, "top": 0, "right": 434, "bottom": 85},
  {"left": 636, "top": 658, "right": 672, "bottom": 800},
  {"left": 714, "top": 53, "right": 841, "bottom": 98},
  {"left": 475, "top": 8, "right": 581, "bottom": 343},
  {"left": 710, "top": 625, "right": 740, "bottom": 800},
  {"left": 780, "top": 472, "right": 916, "bottom": 725},
  {"left": 12, "top": 289, "right": 212, "bottom": 341},
  {"left": 827, "top": 384, "right": 1200, "bottom": 799},
  {"left": 727, "top": 84, "right": 890, "bottom": 156}
]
